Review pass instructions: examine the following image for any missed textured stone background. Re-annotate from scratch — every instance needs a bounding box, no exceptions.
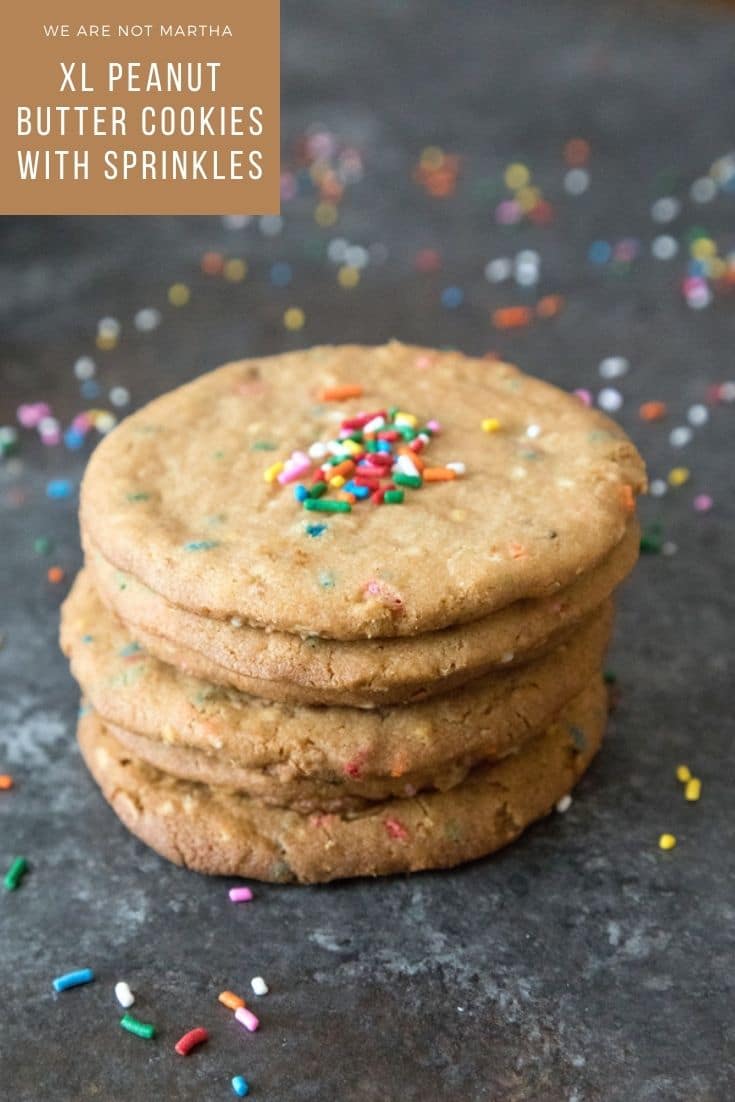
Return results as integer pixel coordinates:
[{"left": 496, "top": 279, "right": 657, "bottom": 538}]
[{"left": 1, "top": 1, "right": 734, "bottom": 1098}]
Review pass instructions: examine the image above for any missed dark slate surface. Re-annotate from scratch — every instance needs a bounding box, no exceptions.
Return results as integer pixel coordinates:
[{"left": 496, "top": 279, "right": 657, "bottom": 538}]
[{"left": 1, "top": 1, "right": 734, "bottom": 1098}]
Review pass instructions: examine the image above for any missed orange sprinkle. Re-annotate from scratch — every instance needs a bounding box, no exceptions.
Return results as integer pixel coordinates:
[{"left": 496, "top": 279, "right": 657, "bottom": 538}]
[
  {"left": 423, "top": 467, "right": 457, "bottom": 482},
  {"left": 564, "top": 137, "right": 591, "bottom": 166},
  {"left": 536, "top": 294, "right": 565, "bottom": 319},
  {"left": 337, "top": 491, "right": 356, "bottom": 504},
  {"left": 47, "top": 566, "right": 65, "bottom": 584},
  {"left": 201, "top": 251, "right": 225, "bottom": 276},
  {"left": 319, "top": 384, "right": 364, "bottom": 401},
  {"left": 218, "top": 991, "right": 245, "bottom": 1011},
  {"left": 619, "top": 484, "right": 636, "bottom": 514},
  {"left": 492, "top": 306, "right": 533, "bottom": 330},
  {"left": 639, "top": 400, "right": 668, "bottom": 422},
  {"left": 509, "top": 541, "right": 528, "bottom": 559},
  {"left": 330, "top": 459, "right": 356, "bottom": 479},
  {"left": 0, "top": 775, "right": 14, "bottom": 790}
]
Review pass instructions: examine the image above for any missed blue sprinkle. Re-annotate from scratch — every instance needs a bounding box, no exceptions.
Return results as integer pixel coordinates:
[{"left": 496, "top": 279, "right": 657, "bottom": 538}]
[
  {"left": 64, "top": 428, "right": 85, "bottom": 450},
  {"left": 306, "top": 523, "right": 327, "bottom": 537},
  {"left": 687, "top": 259, "right": 708, "bottom": 278},
  {"left": 183, "top": 540, "right": 220, "bottom": 552},
  {"left": 52, "top": 968, "right": 95, "bottom": 993},
  {"left": 82, "top": 634, "right": 94, "bottom": 644},
  {"left": 318, "top": 570, "right": 335, "bottom": 589},
  {"left": 118, "top": 642, "right": 142, "bottom": 657},
  {"left": 294, "top": 483, "right": 309, "bottom": 502},
  {"left": 588, "top": 240, "right": 612, "bottom": 265},
  {"left": 441, "top": 285, "right": 464, "bottom": 309},
  {"left": 46, "top": 479, "right": 73, "bottom": 500},
  {"left": 80, "top": 379, "right": 101, "bottom": 400},
  {"left": 376, "top": 440, "right": 392, "bottom": 453},
  {"left": 231, "top": 1076, "right": 250, "bottom": 1097},
  {"left": 270, "top": 261, "right": 293, "bottom": 287},
  {"left": 344, "top": 481, "right": 370, "bottom": 499}
]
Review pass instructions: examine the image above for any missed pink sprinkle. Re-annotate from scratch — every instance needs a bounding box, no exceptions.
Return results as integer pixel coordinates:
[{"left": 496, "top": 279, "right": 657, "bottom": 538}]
[
  {"left": 384, "top": 817, "right": 409, "bottom": 841},
  {"left": 693, "top": 493, "right": 713, "bottom": 513},
  {"left": 415, "top": 355, "right": 433, "bottom": 370},
  {"left": 40, "top": 428, "right": 62, "bottom": 446},
  {"left": 277, "top": 452, "right": 311, "bottom": 485},
  {"left": 18, "top": 403, "right": 50, "bottom": 429},
  {"left": 229, "top": 886, "right": 253, "bottom": 903},
  {"left": 235, "top": 1006, "right": 260, "bottom": 1032},
  {"left": 72, "top": 412, "right": 92, "bottom": 432},
  {"left": 426, "top": 419, "right": 441, "bottom": 433},
  {"left": 573, "top": 388, "right": 593, "bottom": 407}
]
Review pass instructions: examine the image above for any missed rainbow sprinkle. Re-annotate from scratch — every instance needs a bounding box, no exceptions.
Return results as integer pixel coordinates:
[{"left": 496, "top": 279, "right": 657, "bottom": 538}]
[{"left": 269, "top": 404, "right": 461, "bottom": 513}]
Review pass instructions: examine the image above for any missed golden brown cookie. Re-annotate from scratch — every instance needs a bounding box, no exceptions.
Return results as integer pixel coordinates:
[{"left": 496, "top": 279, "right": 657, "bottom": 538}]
[
  {"left": 84, "top": 520, "right": 638, "bottom": 707},
  {"left": 77, "top": 676, "right": 607, "bottom": 883},
  {"left": 62, "top": 570, "right": 613, "bottom": 806},
  {"left": 80, "top": 343, "right": 645, "bottom": 640}
]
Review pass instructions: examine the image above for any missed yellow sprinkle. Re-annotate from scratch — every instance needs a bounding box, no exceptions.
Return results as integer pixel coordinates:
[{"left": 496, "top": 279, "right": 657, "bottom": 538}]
[
  {"left": 668, "top": 467, "right": 690, "bottom": 487},
  {"left": 690, "top": 237, "right": 716, "bottom": 260},
  {"left": 504, "top": 162, "right": 530, "bottom": 190},
  {"left": 223, "top": 258, "right": 248, "bottom": 283},
  {"left": 395, "top": 412, "right": 418, "bottom": 429},
  {"left": 283, "top": 307, "right": 305, "bottom": 331},
  {"left": 337, "top": 265, "right": 360, "bottom": 289},
  {"left": 685, "top": 777, "right": 701, "bottom": 802},
  {"left": 329, "top": 475, "right": 346, "bottom": 489},
  {"left": 95, "top": 332, "right": 118, "bottom": 351},
  {"left": 340, "top": 440, "right": 361, "bottom": 456},
  {"left": 482, "top": 418, "right": 502, "bottom": 433},
  {"left": 659, "top": 833, "right": 677, "bottom": 851},
  {"left": 516, "top": 185, "right": 541, "bottom": 212},
  {"left": 708, "top": 257, "right": 726, "bottom": 280},
  {"left": 676, "top": 764, "right": 691, "bottom": 783},
  {"left": 420, "top": 146, "right": 445, "bottom": 170},
  {"left": 314, "top": 201, "right": 338, "bottom": 227},
  {"left": 168, "top": 283, "right": 190, "bottom": 307},
  {"left": 264, "top": 462, "right": 284, "bottom": 483}
]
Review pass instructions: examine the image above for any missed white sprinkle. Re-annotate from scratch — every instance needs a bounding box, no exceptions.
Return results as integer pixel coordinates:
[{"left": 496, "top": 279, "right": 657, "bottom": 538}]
[
  {"left": 97, "top": 316, "right": 121, "bottom": 338},
  {"left": 74, "top": 356, "right": 96, "bottom": 380},
  {"left": 650, "top": 196, "right": 681, "bottom": 224},
  {"left": 259, "top": 215, "right": 284, "bottom": 237},
  {"left": 363, "top": 416, "right": 385, "bottom": 434},
  {"left": 515, "top": 260, "right": 539, "bottom": 287},
  {"left": 651, "top": 234, "right": 678, "bottom": 261},
  {"left": 719, "top": 380, "right": 735, "bottom": 402},
  {"left": 395, "top": 455, "right": 420, "bottom": 479},
  {"left": 564, "top": 168, "right": 590, "bottom": 196},
  {"left": 222, "top": 215, "right": 251, "bottom": 230},
  {"left": 446, "top": 461, "right": 465, "bottom": 475},
  {"left": 230, "top": 617, "right": 243, "bottom": 628},
  {"left": 134, "top": 307, "right": 161, "bottom": 332},
  {"left": 250, "top": 976, "right": 269, "bottom": 997},
  {"left": 662, "top": 541, "right": 678, "bottom": 557},
  {"left": 345, "top": 245, "right": 369, "bottom": 269},
  {"left": 598, "top": 388, "right": 623, "bottom": 413},
  {"left": 599, "top": 356, "right": 629, "bottom": 380},
  {"left": 308, "top": 442, "right": 329, "bottom": 460},
  {"left": 500, "top": 652, "right": 514, "bottom": 664},
  {"left": 686, "top": 285, "right": 712, "bottom": 310},
  {"left": 95, "top": 412, "right": 117, "bottom": 435},
  {"left": 484, "top": 258, "right": 512, "bottom": 283},
  {"left": 109, "top": 386, "right": 130, "bottom": 408},
  {"left": 0, "top": 426, "right": 18, "bottom": 445},
  {"left": 556, "top": 795, "right": 573, "bottom": 813},
  {"left": 114, "top": 981, "right": 135, "bottom": 1009},
  {"left": 649, "top": 478, "right": 667, "bottom": 498},
  {"left": 687, "top": 403, "right": 708, "bottom": 427},
  {"left": 327, "top": 237, "right": 349, "bottom": 264},
  {"left": 526, "top": 423, "right": 541, "bottom": 438},
  {"left": 690, "top": 176, "right": 717, "bottom": 204},
  {"left": 38, "top": 416, "right": 59, "bottom": 435},
  {"left": 669, "top": 426, "right": 693, "bottom": 448},
  {"left": 516, "top": 249, "right": 540, "bottom": 265}
]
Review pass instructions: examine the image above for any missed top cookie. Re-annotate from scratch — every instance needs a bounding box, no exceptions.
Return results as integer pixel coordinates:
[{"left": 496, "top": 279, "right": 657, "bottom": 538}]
[{"left": 81, "top": 342, "right": 646, "bottom": 639}]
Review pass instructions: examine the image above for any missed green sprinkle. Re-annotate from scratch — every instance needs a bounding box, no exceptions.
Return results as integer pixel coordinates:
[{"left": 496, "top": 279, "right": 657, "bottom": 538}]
[
  {"left": 393, "top": 473, "right": 422, "bottom": 489},
  {"left": 82, "top": 634, "right": 94, "bottom": 644},
  {"left": 183, "top": 540, "right": 220, "bottom": 552},
  {"left": 118, "top": 642, "right": 142, "bottom": 657},
  {"left": 397, "top": 426, "right": 417, "bottom": 441},
  {"left": 306, "top": 523, "right": 327, "bottom": 537},
  {"left": 309, "top": 481, "right": 328, "bottom": 499},
  {"left": 366, "top": 440, "right": 379, "bottom": 453},
  {"left": 384, "top": 490, "right": 405, "bottom": 504},
  {"left": 603, "top": 670, "right": 617, "bottom": 684},
  {"left": 34, "top": 536, "right": 53, "bottom": 554},
  {"left": 304, "top": 499, "right": 352, "bottom": 513},
  {"left": 120, "top": 1014, "right": 156, "bottom": 1040},
  {"left": 4, "top": 857, "right": 28, "bottom": 892},
  {"left": 251, "top": 441, "right": 278, "bottom": 451},
  {"left": 640, "top": 524, "right": 664, "bottom": 554},
  {"left": 126, "top": 492, "right": 150, "bottom": 502}
]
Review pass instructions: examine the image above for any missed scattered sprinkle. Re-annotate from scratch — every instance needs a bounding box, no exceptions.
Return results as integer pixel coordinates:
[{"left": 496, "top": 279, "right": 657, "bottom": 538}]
[
  {"left": 168, "top": 283, "right": 191, "bottom": 307},
  {"left": 685, "top": 777, "right": 702, "bottom": 802},
  {"left": 175, "top": 1027, "right": 209, "bottom": 1056},
  {"left": 232, "top": 1076, "right": 250, "bottom": 1097},
  {"left": 250, "top": 977, "right": 269, "bottom": 997},
  {"left": 4, "top": 857, "right": 28, "bottom": 891},
  {"left": 219, "top": 990, "right": 246, "bottom": 1011},
  {"left": 46, "top": 479, "right": 73, "bottom": 501},
  {"left": 235, "top": 1006, "right": 260, "bottom": 1032},
  {"left": 0, "top": 774, "right": 14, "bottom": 790},
  {"left": 52, "top": 968, "right": 94, "bottom": 992},
  {"left": 556, "top": 795, "right": 573, "bottom": 813},
  {"left": 229, "top": 886, "right": 254, "bottom": 903},
  {"left": 283, "top": 306, "right": 305, "bottom": 331},
  {"left": 114, "top": 981, "right": 135, "bottom": 1008},
  {"left": 47, "top": 565, "right": 65, "bottom": 584},
  {"left": 676, "top": 764, "right": 692, "bottom": 783},
  {"left": 659, "top": 833, "right": 677, "bottom": 851},
  {"left": 120, "top": 1013, "right": 156, "bottom": 1039}
]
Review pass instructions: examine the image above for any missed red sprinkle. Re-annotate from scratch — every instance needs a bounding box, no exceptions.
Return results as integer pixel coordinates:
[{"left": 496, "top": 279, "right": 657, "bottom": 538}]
[
  {"left": 385, "top": 817, "right": 409, "bottom": 841},
  {"left": 175, "top": 1027, "right": 209, "bottom": 1056}
]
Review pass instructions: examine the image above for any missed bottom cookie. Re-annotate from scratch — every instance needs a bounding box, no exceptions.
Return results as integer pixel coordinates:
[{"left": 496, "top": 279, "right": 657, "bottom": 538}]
[{"left": 77, "top": 678, "right": 607, "bottom": 884}]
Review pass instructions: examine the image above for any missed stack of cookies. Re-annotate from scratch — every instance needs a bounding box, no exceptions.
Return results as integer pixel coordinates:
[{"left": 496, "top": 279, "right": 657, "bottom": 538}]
[{"left": 61, "top": 343, "right": 645, "bottom": 883}]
